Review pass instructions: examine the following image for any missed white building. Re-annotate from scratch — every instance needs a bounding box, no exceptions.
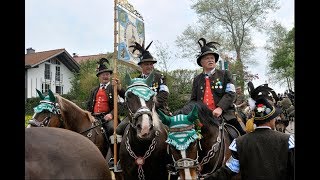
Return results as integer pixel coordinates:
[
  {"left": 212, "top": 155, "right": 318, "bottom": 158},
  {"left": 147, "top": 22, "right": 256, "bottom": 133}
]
[{"left": 25, "top": 48, "right": 80, "bottom": 100}]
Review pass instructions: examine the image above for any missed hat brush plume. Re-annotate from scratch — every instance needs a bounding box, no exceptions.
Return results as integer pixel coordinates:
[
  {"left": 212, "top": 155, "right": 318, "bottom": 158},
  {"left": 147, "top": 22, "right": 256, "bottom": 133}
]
[{"left": 197, "top": 37, "right": 220, "bottom": 50}]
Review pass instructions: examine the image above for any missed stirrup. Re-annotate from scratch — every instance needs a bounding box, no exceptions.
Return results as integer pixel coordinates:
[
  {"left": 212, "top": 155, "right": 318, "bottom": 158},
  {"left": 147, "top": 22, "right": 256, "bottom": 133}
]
[{"left": 114, "top": 161, "right": 122, "bottom": 173}]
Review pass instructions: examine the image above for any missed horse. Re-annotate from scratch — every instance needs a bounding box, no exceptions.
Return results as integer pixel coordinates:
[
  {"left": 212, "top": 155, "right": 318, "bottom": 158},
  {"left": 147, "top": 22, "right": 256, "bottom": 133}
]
[
  {"left": 25, "top": 127, "right": 112, "bottom": 180},
  {"left": 118, "top": 71, "right": 176, "bottom": 180},
  {"left": 158, "top": 101, "right": 241, "bottom": 180},
  {"left": 27, "top": 89, "right": 110, "bottom": 158}
]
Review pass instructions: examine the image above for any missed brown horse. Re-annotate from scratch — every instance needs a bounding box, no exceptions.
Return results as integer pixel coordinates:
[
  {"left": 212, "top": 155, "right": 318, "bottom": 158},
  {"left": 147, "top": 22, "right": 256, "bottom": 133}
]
[
  {"left": 118, "top": 72, "right": 176, "bottom": 180},
  {"left": 159, "top": 101, "right": 240, "bottom": 180},
  {"left": 28, "top": 89, "right": 109, "bottom": 158},
  {"left": 25, "top": 127, "right": 112, "bottom": 180}
]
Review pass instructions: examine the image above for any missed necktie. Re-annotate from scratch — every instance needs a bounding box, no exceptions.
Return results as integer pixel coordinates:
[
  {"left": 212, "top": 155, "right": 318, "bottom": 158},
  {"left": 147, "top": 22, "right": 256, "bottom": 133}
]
[
  {"left": 100, "top": 84, "right": 106, "bottom": 89},
  {"left": 203, "top": 75, "right": 216, "bottom": 110}
]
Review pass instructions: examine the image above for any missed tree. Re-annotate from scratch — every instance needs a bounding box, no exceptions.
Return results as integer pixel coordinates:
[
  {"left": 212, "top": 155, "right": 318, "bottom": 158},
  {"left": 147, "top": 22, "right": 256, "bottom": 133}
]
[
  {"left": 265, "top": 22, "right": 294, "bottom": 91},
  {"left": 176, "top": 0, "right": 280, "bottom": 88}
]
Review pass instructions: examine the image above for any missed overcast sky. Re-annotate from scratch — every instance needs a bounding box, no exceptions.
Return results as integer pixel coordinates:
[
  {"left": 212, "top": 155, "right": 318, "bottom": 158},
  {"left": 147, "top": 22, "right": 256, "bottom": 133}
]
[{"left": 25, "top": 0, "right": 294, "bottom": 93}]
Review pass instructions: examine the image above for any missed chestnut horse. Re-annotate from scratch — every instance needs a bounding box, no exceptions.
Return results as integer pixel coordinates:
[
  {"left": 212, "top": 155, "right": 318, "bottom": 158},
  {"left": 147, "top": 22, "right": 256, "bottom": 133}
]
[
  {"left": 25, "top": 127, "right": 112, "bottom": 179},
  {"left": 28, "top": 89, "right": 109, "bottom": 158},
  {"left": 118, "top": 71, "right": 176, "bottom": 180},
  {"left": 159, "top": 101, "right": 241, "bottom": 180}
]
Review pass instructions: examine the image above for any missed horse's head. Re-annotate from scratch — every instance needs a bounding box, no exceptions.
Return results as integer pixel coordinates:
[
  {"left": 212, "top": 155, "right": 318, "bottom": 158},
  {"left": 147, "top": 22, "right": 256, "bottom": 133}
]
[
  {"left": 124, "top": 71, "right": 160, "bottom": 139},
  {"left": 158, "top": 105, "right": 201, "bottom": 180},
  {"left": 28, "top": 89, "right": 64, "bottom": 128}
]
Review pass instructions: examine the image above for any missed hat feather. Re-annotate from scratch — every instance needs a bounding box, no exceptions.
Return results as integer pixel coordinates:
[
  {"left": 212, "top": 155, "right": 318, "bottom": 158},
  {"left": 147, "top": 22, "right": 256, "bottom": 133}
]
[
  {"left": 248, "top": 97, "right": 256, "bottom": 110},
  {"left": 97, "top": 57, "right": 109, "bottom": 65},
  {"left": 129, "top": 42, "right": 144, "bottom": 54}
]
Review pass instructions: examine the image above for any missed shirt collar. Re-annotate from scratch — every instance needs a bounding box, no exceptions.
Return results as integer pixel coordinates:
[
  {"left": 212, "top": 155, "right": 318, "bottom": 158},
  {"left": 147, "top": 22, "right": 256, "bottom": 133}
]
[
  {"left": 100, "top": 82, "right": 110, "bottom": 88},
  {"left": 203, "top": 68, "right": 216, "bottom": 76},
  {"left": 255, "top": 126, "right": 271, "bottom": 130}
]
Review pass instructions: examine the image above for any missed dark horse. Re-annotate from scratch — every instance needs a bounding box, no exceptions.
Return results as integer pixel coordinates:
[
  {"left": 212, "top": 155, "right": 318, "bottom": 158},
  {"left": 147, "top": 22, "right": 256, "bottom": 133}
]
[
  {"left": 25, "top": 127, "right": 112, "bottom": 180},
  {"left": 119, "top": 71, "right": 175, "bottom": 180},
  {"left": 159, "top": 101, "right": 241, "bottom": 180},
  {"left": 27, "top": 89, "right": 109, "bottom": 158}
]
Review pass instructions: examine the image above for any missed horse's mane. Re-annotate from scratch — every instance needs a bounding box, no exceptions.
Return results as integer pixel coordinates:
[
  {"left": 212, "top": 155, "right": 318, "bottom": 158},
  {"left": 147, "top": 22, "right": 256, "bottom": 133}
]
[
  {"left": 55, "top": 95, "right": 95, "bottom": 124},
  {"left": 173, "top": 101, "right": 220, "bottom": 126}
]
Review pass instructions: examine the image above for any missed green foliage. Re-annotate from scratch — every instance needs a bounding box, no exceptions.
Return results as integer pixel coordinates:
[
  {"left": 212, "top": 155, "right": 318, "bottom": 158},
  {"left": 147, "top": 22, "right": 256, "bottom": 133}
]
[
  {"left": 265, "top": 24, "right": 294, "bottom": 90},
  {"left": 25, "top": 115, "right": 32, "bottom": 127},
  {"left": 176, "top": 0, "right": 280, "bottom": 88},
  {"left": 25, "top": 97, "right": 41, "bottom": 115}
]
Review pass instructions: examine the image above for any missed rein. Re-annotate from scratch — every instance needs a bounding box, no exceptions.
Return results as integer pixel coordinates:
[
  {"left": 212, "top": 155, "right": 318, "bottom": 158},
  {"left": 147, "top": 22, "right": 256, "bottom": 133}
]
[{"left": 197, "top": 117, "right": 226, "bottom": 178}]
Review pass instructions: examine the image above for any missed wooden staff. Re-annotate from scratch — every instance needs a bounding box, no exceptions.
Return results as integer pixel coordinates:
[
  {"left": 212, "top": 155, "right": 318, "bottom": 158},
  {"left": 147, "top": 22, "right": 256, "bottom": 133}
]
[{"left": 113, "top": 0, "right": 119, "bottom": 169}]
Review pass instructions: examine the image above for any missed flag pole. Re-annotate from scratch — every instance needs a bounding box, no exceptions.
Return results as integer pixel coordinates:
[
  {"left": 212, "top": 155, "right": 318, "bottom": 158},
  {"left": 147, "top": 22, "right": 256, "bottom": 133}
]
[{"left": 113, "top": 0, "right": 119, "bottom": 170}]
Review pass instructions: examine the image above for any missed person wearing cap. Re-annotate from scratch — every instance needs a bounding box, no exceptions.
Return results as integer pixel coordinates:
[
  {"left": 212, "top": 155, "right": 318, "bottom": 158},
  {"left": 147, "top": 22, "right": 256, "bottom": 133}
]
[
  {"left": 190, "top": 37, "right": 246, "bottom": 135},
  {"left": 204, "top": 97, "right": 294, "bottom": 180},
  {"left": 86, "top": 58, "right": 126, "bottom": 171}
]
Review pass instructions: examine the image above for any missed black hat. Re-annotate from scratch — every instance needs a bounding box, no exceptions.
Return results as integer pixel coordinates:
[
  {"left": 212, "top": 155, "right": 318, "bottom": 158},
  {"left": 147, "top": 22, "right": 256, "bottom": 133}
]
[
  {"left": 130, "top": 41, "right": 157, "bottom": 65},
  {"left": 249, "top": 83, "right": 279, "bottom": 102},
  {"left": 96, "top": 58, "right": 113, "bottom": 77},
  {"left": 253, "top": 97, "right": 282, "bottom": 122},
  {"left": 196, "top": 38, "right": 220, "bottom": 67}
]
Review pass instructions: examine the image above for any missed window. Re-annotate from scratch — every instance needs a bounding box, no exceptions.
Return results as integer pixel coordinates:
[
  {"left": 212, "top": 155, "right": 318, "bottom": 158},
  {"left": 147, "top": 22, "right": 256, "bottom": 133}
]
[
  {"left": 56, "top": 86, "right": 62, "bottom": 94},
  {"left": 55, "top": 66, "right": 61, "bottom": 81},
  {"left": 42, "top": 83, "right": 50, "bottom": 94},
  {"left": 45, "top": 64, "right": 51, "bottom": 80}
]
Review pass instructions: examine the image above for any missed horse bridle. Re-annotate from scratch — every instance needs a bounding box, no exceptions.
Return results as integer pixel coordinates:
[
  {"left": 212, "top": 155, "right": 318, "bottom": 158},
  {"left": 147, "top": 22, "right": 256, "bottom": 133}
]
[
  {"left": 28, "top": 100, "right": 64, "bottom": 128},
  {"left": 125, "top": 83, "right": 154, "bottom": 129},
  {"left": 168, "top": 117, "right": 226, "bottom": 179}
]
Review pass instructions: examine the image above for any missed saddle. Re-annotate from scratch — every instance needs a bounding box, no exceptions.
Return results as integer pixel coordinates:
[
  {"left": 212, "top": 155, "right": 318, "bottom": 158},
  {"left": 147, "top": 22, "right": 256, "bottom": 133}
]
[{"left": 223, "top": 123, "right": 240, "bottom": 141}]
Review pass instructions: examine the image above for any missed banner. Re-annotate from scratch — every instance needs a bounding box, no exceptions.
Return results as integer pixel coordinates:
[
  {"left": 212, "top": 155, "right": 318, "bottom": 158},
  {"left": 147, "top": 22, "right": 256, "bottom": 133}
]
[{"left": 116, "top": 2, "right": 145, "bottom": 66}]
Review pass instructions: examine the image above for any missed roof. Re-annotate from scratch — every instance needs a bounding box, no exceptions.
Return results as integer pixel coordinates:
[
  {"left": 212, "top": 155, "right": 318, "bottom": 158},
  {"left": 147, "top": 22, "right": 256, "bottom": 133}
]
[
  {"left": 25, "top": 48, "right": 80, "bottom": 72},
  {"left": 73, "top": 54, "right": 108, "bottom": 64}
]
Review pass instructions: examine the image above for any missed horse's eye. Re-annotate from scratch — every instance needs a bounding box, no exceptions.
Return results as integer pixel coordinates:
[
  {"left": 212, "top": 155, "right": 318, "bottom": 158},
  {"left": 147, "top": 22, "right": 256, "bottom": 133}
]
[{"left": 136, "top": 124, "right": 141, "bottom": 129}]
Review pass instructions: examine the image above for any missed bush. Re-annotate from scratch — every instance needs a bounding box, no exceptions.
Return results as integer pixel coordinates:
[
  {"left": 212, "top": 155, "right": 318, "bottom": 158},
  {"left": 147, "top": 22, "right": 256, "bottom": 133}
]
[
  {"left": 25, "top": 97, "right": 41, "bottom": 115},
  {"left": 25, "top": 115, "right": 32, "bottom": 127}
]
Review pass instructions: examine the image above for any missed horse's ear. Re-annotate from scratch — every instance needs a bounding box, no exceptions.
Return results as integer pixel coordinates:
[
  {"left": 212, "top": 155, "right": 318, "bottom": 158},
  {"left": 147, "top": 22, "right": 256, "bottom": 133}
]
[
  {"left": 145, "top": 70, "right": 155, "bottom": 86},
  {"left": 187, "top": 105, "right": 199, "bottom": 123},
  {"left": 36, "top": 89, "right": 45, "bottom": 100},
  {"left": 48, "top": 89, "right": 56, "bottom": 102},
  {"left": 157, "top": 109, "right": 171, "bottom": 126},
  {"left": 124, "top": 72, "right": 132, "bottom": 86}
]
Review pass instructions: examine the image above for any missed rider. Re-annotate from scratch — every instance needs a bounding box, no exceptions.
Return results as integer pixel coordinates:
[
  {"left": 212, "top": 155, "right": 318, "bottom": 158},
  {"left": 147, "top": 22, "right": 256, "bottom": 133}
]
[
  {"left": 86, "top": 58, "right": 126, "bottom": 171},
  {"left": 190, "top": 37, "right": 246, "bottom": 135}
]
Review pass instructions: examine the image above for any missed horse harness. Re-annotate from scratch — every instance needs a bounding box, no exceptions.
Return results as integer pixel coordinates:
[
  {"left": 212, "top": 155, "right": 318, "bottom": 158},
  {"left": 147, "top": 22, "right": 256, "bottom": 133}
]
[
  {"left": 28, "top": 100, "right": 64, "bottom": 128},
  {"left": 123, "top": 82, "right": 159, "bottom": 180},
  {"left": 125, "top": 82, "right": 154, "bottom": 130},
  {"left": 167, "top": 118, "right": 227, "bottom": 179}
]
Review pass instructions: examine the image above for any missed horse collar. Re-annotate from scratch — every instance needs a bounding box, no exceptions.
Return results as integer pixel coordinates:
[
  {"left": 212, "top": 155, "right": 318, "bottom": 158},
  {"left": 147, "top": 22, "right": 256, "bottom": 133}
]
[{"left": 125, "top": 136, "right": 157, "bottom": 180}]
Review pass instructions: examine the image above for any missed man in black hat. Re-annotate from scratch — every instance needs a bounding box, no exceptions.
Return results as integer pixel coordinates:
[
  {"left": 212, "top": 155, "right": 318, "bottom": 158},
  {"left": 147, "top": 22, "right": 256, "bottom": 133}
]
[
  {"left": 190, "top": 37, "right": 246, "bottom": 135},
  {"left": 86, "top": 58, "right": 126, "bottom": 172},
  {"left": 204, "top": 97, "right": 294, "bottom": 180}
]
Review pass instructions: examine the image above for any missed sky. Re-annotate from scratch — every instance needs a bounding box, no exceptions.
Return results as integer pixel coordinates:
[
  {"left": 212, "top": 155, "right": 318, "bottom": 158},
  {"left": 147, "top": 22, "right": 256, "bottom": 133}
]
[{"left": 25, "top": 0, "right": 294, "bottom": 94}]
